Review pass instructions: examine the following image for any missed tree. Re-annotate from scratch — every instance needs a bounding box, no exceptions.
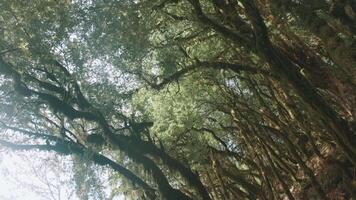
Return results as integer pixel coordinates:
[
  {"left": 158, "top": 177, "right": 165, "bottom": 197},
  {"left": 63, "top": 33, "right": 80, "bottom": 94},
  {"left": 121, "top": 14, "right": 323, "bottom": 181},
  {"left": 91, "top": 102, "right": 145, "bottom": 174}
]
[{"left": 0, "top": 0, "right": 355, "bottom": 199}]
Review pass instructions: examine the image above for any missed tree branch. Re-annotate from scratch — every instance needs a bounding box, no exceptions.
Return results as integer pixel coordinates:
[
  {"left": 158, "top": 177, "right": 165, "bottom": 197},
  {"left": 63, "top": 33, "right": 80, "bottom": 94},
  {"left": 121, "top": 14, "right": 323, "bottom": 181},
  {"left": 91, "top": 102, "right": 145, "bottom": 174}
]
[
  {"left": 144, "top": 61, "right": 270, "bottom": 90},
  {"left": 188, "top": 0, "right": 254, "bottom": 49},
  {"left": 0, "top": 138, "right": 156, "bottom": 199}
]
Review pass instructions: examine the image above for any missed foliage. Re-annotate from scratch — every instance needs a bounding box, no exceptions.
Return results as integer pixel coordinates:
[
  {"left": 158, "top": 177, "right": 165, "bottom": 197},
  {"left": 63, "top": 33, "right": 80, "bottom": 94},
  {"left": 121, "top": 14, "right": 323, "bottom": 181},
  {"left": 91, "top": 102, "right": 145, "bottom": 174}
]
[{"left": 0, "top": 0, "right": 355, "bottom": 199}]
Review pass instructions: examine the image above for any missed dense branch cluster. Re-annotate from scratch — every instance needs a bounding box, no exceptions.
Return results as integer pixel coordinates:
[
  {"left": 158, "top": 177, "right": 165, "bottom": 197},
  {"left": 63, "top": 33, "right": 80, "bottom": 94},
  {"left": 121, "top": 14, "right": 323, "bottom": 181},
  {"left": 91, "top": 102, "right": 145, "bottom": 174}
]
[{"left": 0, "top": 0, "right": 355, "bottom": 199}]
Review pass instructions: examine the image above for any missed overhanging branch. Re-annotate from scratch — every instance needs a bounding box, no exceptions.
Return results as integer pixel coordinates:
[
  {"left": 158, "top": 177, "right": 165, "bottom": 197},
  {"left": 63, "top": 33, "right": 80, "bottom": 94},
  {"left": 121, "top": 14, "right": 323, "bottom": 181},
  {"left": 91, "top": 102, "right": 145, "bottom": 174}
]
[{"left": 0, "top": 138, "right": 157, "bottom": 199}]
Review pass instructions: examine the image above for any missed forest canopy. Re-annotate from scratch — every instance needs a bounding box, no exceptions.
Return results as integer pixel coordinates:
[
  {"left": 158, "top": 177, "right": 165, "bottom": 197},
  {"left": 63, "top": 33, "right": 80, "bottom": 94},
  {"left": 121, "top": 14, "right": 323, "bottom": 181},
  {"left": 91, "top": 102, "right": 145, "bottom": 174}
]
[{"left": 0, "top": 0, "right": 355, "bottom": 199}]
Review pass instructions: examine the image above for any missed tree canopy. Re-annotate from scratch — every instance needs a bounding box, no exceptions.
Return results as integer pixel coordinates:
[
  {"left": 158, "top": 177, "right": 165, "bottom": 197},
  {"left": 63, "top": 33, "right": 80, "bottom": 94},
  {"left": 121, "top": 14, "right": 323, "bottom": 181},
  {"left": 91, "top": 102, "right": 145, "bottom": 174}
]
[{"left": 0, "top": 0, "right": 355, "bottom": 199}]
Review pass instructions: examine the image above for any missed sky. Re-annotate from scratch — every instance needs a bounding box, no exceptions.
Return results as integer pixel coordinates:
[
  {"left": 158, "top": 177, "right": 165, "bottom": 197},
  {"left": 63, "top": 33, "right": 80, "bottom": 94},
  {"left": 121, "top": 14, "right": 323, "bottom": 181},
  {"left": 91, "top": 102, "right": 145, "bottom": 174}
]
[
  {"left": 0, "top": 150, "right": 125, "bottom": 200},
  {"left": 0, "top": 151, "right": 74, "bottom": 200},
  {"left": 0, "top": 152, "right": 47, "bottom": 200}
]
